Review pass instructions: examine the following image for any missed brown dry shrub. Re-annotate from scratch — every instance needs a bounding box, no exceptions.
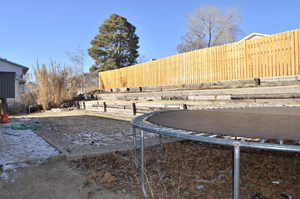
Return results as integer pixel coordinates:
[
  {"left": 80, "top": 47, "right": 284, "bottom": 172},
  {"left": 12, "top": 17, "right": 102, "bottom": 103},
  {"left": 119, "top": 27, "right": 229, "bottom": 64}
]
[{"left": 34, "top": 63, "right": 75, "bottom": 110}]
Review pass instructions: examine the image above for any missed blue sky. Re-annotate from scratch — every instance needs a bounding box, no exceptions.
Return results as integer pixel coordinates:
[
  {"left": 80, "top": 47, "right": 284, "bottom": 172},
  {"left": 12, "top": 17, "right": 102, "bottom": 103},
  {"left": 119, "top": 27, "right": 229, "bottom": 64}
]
[{"left": 1, "top": 0, "right": 300, "bottom": 72}]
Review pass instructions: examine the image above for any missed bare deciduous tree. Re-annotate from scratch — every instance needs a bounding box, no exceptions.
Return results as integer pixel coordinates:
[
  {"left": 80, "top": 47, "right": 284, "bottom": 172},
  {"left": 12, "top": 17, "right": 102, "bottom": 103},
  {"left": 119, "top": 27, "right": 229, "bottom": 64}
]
[
  {"left": 66, "top": 47, "right": 86, "bottom": 93},
  {"left": 66, "top": 48, "right": 99, "bottom": 93},
  {"left": 177, "top": 6, "right": 241, "bottom": 53}
]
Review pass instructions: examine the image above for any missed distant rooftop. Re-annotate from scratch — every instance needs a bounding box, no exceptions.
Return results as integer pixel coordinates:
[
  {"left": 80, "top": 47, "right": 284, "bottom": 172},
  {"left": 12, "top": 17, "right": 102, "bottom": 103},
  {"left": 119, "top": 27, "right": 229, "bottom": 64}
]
[
  {"left": 0, "top": 57, "right": 29, "bottom": 73},
  {"left": 240, "top": 33, "right": 269, "bottom": 41}
]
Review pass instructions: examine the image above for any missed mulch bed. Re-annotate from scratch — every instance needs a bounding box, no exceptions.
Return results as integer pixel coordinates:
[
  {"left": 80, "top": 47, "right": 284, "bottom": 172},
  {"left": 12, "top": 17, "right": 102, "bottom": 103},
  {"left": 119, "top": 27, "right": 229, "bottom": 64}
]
[{"left": 73, "top": 140, "right": 300, "bottom": 199}]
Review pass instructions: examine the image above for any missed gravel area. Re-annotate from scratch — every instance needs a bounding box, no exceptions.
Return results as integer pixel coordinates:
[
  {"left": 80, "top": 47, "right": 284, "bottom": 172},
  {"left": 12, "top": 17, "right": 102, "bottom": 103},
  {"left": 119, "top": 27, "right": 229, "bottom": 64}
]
[{"left": 19, "top": 110, "right": 157, "bottom": 156}]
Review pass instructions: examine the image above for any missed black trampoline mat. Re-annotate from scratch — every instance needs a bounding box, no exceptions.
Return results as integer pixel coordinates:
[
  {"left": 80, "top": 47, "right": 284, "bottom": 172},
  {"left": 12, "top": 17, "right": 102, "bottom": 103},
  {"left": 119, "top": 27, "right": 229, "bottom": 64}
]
[{"left": 146, "top": 108, "right": 300, "bottom": 140}]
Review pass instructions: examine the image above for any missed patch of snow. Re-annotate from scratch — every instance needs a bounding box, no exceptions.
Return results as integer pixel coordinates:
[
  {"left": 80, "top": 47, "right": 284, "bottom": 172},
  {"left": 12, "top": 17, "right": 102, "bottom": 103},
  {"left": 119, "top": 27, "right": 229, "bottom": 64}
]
[
  {"left": 0, "top": 129, "right": 58, "bottom": 163},
  {"left": 67, "top": 130, "right": 158, "bottom": 147},
  {"left": 0, "top": 123, "right": 59, "bottom": 181},
  {"left": 48, "top": 108, "right": 63, "bottom": 112},
  {"left": 272, "top": 180, "right": 280, "bottom": 184},
  {"left": 19, "top": 118, "right": 32, "bottom": 121},
  {"left": 0, "top": 162, "right": 30, "bottom": 181},
  {"left": 196, "top": 185, "right": 205, "bottom": 191},
  {"left": 0, "top": 171, "right": 9, "bottom": 181},
  {"left": 71, "top": 131, "right": 116, "bottom": 146}
]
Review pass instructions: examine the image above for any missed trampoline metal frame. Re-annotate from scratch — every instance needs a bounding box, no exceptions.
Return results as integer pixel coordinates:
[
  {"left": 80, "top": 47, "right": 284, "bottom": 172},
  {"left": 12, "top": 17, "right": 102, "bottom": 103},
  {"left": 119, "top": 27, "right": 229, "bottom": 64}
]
[{"left": 132, "top": 108, "right": 300, "bottom": 199}]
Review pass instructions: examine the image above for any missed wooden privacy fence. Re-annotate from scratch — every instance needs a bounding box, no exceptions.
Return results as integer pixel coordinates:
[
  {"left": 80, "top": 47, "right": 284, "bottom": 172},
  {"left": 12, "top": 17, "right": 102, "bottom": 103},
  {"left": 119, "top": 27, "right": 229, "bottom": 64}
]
[{"left": 99, "top": 29, "right": 300, "bottom": 89}]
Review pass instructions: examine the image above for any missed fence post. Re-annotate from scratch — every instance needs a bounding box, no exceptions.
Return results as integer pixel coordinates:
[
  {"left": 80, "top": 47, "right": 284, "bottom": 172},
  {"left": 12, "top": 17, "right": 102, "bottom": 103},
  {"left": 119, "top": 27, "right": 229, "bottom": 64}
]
[
  {"left": 132, "top": 103, "right": 137, "bottom": 115},
  {"left": 103, "top": 102, "right": 107, "bottom": 112}
]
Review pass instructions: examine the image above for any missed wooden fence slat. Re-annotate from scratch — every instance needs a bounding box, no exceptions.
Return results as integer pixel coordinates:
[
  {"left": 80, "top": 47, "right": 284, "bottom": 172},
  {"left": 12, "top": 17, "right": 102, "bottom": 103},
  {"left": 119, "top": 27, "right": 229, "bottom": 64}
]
[{"left": 295, "top": 30, "right": 300, "bottom": 75}]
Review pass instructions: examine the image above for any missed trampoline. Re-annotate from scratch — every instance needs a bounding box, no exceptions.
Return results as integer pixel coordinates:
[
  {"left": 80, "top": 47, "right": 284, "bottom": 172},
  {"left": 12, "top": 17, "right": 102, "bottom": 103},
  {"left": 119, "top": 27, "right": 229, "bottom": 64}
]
[{"left": 131, "top": 106, "right": 300, "bottom": 199}]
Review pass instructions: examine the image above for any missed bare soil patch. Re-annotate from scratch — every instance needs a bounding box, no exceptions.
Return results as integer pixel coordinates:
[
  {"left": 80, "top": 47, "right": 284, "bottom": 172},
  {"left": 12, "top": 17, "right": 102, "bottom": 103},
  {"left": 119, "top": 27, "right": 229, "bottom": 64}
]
[{"left": 0, "top": 160, "right": 134, "bottom": 199}]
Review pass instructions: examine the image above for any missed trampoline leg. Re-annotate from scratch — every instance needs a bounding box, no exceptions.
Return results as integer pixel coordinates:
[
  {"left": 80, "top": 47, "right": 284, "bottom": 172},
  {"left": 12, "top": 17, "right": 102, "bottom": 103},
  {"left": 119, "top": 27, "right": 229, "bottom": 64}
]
[
  {"left": 159, "top": 134, "right": 165, "bottom": 152},
  {"left": 132, "top": 127, "right": 138, "bottom": 167},
  {"left": 133, "top": 127, "right": 137, "bottom": 147},
  {"left": 140, "top": 130, "right": 147, "bottom": 197},
  {"left": 233, "top": 145, "right": 240, "bottom": 199}
]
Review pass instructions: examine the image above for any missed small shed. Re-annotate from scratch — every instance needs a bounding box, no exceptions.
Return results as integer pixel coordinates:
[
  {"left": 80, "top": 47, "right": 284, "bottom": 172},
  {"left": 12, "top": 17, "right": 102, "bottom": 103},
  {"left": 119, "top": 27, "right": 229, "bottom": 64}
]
[{"left": 0, "top": 58, "right": 28, "bottom": 113}]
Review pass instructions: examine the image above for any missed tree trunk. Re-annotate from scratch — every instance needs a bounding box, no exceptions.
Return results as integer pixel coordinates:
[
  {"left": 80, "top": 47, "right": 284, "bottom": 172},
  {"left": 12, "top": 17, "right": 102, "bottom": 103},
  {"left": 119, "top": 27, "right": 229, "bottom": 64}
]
[{"left": 208, "top": 31, "right": 212, "bottom": 47}]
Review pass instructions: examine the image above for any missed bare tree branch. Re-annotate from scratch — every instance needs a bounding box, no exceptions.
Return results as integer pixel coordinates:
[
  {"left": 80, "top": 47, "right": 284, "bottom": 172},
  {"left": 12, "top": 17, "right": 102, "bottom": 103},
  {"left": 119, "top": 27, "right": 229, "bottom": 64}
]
[
  {"left": 66, "top": 47, "right": 86, "bottom": 93},
  {"left": 177, "top": 5, "right": 241, "bottom": 53}
]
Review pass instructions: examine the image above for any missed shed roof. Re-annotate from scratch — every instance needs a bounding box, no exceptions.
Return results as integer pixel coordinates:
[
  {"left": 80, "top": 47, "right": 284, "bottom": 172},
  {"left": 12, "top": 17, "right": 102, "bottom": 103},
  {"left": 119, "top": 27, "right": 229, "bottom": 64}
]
[{"left": 0, "top": 57, "right": 29, "bottom": 74}]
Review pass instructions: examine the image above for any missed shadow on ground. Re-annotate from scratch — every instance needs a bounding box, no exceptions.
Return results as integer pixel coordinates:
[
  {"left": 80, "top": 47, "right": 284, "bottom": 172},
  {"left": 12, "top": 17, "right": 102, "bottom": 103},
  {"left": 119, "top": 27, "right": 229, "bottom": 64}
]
[{"left": 0, "top": 160, "right": 133, "bottom": 199}]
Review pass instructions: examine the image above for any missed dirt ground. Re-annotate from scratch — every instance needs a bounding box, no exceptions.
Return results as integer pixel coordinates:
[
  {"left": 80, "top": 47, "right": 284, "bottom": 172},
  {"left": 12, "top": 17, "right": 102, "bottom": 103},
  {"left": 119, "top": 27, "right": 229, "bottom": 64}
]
[
  {"left": 76, "top": 141, "right": 300, "bottom": 199},
  {"left": 1, "top": 110, "right": 299, "bottom": 199},
  {"left": 0, "top": 159, "right": 134, "bottom": 199}
]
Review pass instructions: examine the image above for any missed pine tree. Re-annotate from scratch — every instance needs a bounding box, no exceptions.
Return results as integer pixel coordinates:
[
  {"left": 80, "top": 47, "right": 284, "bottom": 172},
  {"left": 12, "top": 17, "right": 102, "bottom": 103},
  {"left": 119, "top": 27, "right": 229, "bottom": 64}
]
[{"left": 88, "top": 14, "right": 139, "bottom": 72}]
